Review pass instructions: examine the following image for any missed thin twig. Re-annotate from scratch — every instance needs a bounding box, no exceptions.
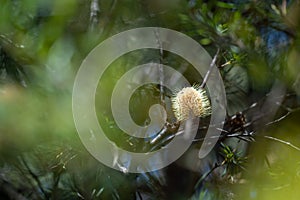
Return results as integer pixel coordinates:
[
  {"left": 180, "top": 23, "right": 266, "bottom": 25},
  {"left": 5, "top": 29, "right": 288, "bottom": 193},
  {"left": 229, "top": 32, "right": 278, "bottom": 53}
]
[
  {"left": 89, "top": 0, "right": 100, "bottom": 32},
  {"left": 154, "top": 29, "right": 165, "bottom": 107},
  {"left": 137, "top": 190, "right": 143, "bottom": 200},
  {"left": 194, "top": 163, "right": 222, "bottom": 189},
  {"left": 20, "top": 156, "right": 48, "bottom": 200},
  {"left": 200, "top": 48, "right": 220, "bottom": 88},
  {"left": 264, "top": 184, "right": 290, "bottom": 191},
  {"left": 263, "top": 135, "right": 300, "bottom": 152},
  {"left": 266, "top": 112, "right": 291, "bottom": 126},
  {"left": 0, "top": 34, "right": 25, "bottom": 49}
]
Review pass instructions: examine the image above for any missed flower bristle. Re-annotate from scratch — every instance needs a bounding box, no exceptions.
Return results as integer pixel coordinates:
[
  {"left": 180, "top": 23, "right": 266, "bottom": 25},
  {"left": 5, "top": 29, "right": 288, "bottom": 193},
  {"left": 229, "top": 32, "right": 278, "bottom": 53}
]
[{"left": 171, "top": 86, "right": 211, "bottom": 121}]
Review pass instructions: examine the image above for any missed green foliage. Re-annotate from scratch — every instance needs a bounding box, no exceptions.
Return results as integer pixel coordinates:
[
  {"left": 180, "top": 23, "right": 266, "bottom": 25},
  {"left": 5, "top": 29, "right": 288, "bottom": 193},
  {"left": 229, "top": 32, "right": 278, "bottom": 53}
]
[
  {"left": 219, "top": 143, "right": 247, "bottom": 176},
  {"left": 0, "top": 0, "right": 300, "bottom": 199}
]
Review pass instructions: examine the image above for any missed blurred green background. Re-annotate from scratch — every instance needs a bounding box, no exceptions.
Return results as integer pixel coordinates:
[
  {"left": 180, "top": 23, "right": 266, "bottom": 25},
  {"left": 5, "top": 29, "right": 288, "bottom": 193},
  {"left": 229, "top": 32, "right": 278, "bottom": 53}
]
[{"left": 0, "top": 0, "right": 300, "bottom": 199}]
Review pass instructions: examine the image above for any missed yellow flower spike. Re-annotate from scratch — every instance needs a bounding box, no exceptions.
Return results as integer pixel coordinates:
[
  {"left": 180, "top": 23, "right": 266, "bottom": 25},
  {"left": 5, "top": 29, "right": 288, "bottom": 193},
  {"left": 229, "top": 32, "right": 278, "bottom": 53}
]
[{"left": 171, "top": 86, "right": 211, "bottom": 121}]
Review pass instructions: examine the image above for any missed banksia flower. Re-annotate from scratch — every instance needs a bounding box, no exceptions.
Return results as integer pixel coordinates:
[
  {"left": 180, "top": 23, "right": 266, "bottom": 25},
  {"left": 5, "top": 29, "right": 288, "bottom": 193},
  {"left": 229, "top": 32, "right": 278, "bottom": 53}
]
[{"left": 172, "top": 86, "right": 211, "bottom": 121}]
